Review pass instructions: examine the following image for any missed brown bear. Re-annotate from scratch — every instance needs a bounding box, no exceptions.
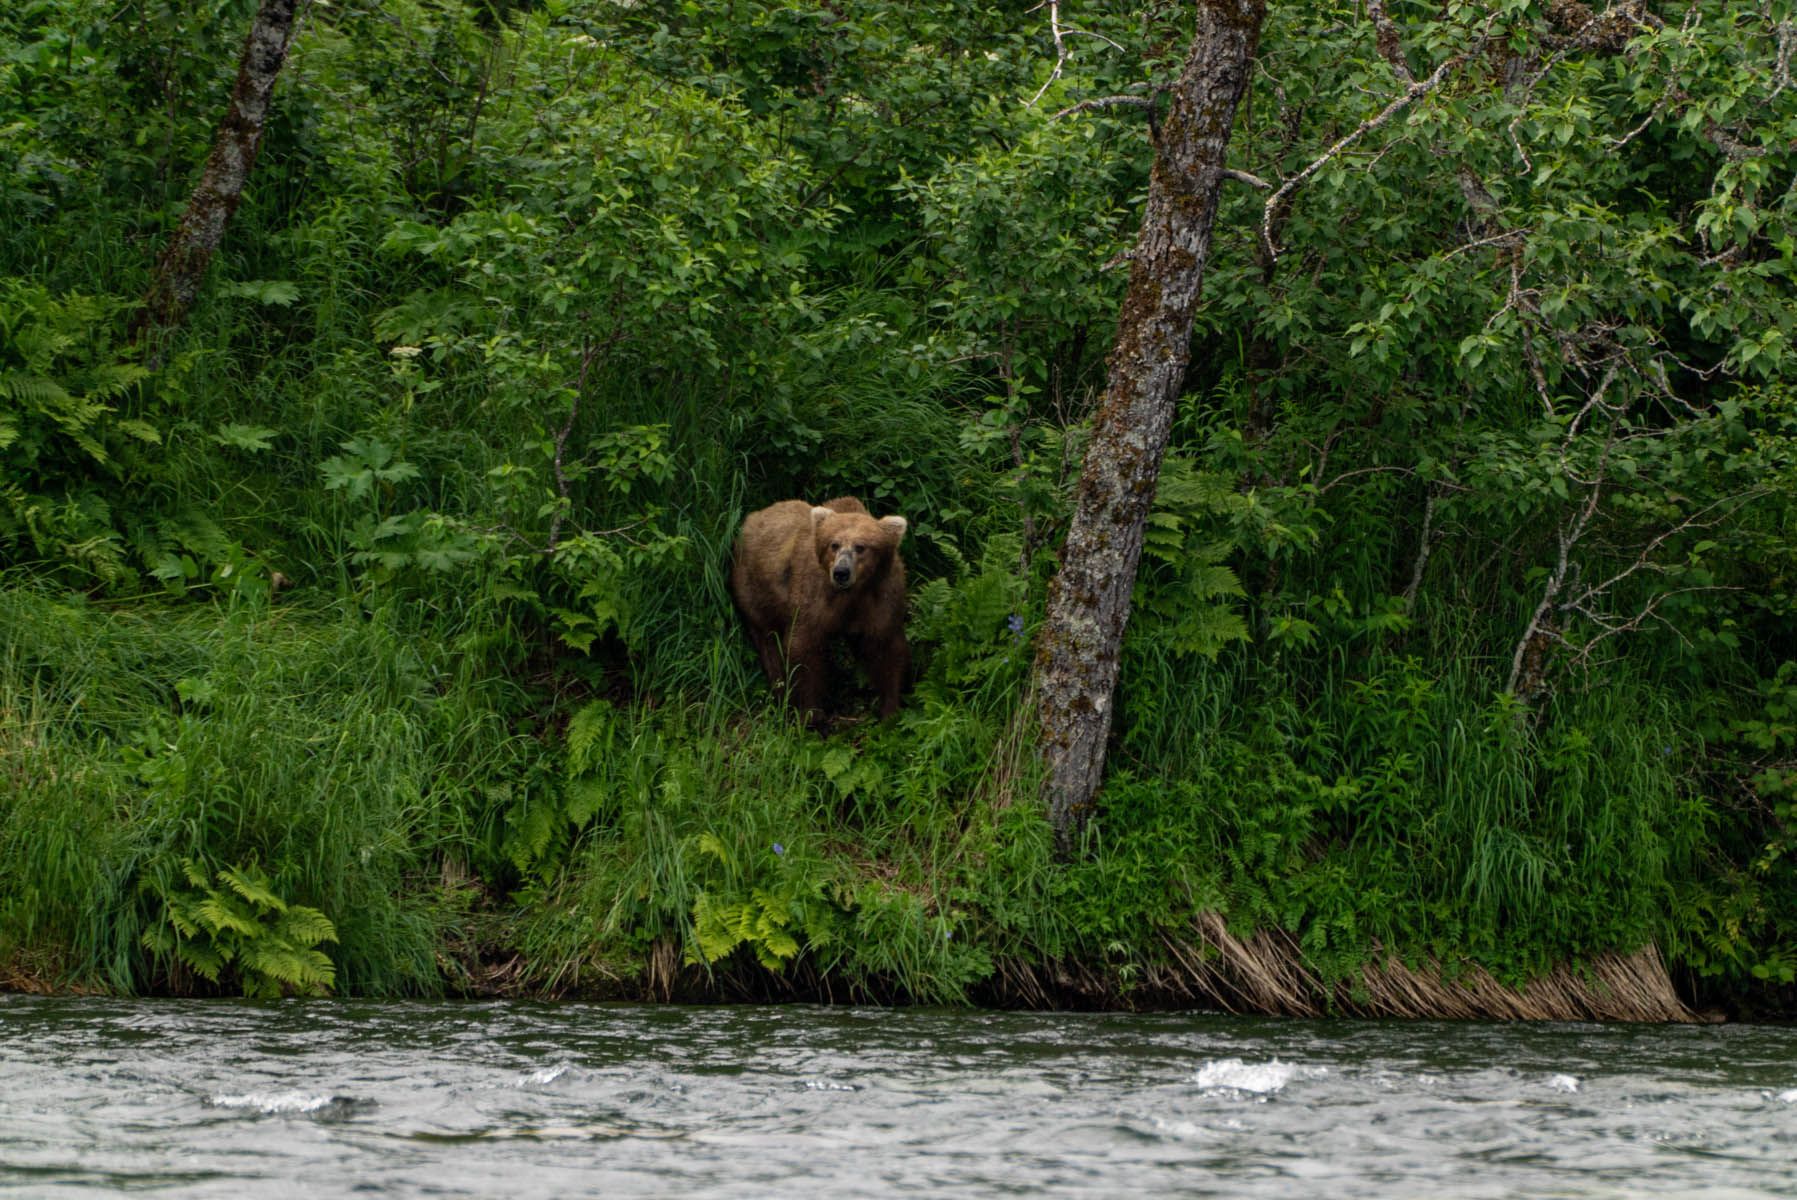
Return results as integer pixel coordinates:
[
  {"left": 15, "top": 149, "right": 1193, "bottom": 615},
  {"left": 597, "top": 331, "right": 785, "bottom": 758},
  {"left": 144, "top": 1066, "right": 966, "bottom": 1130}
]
[{"left": 728, "top": 496, "right": 910, "bottom": 724}]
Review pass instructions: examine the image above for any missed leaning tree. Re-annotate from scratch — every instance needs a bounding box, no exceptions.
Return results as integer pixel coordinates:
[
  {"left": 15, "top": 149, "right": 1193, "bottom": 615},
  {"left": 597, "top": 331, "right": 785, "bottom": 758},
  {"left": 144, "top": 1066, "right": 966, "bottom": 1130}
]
[{"left": 1031, "top": 0, "right": 1266, "bottom": 849}]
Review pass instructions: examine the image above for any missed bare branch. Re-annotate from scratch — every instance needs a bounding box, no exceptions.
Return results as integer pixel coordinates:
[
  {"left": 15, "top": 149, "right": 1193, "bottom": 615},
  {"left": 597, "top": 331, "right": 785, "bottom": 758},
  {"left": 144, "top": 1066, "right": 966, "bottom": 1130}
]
[
  {"left": 1053, "top": 92, "right": 1157, "bottom": 120},
  {"left": 1702, "top": 117, "right": 1769, "bottom": 161},
  {"left": 1315, "top": 464, "right": 1416, "bottom": 494},
  {"left": 1611, "top": 80, "right": 1674, "bottom": 149},
  {"left": 1564, "top": 362, "right": 1622, "bottom": 443},
  {"left": 1505, "top": 3, "right": 1664, "bottom": 172},
  {"left": 1564, "top": 585, "right": 1732, "bottom": 666},
  {"left": 1402, "top": 490, "right": 1438, "bottom": 613},
  {"left": 1561, "top": 491, "right": 1765, "bottom": 618},
  {"left": 1442, "top": 227, "right": 1531, "bottom": 259},
  {"left": 1775, "top": 19, "right": 1795, "bottom": 100},
  {"left": 1508, "top": 524, "right": 1575, "bottom": 702},
  {"left": 1563, "top": 503, "right": 1756, "bottom": 665},
  {"left": 1508, "top": 417, "right": 1615, "bottom": 702},
  {"left": 1061, "top": 26, "right": 1127, "bottom": 54},
  {"left": 1260, "top": 44, "right": 1476, "bottom": 266},
  {"left": 1026, "top": 0, "right": 1068, "bottom": 109},
  {"left": 1223, "top": 167, "right": 1272, "bottom": 189}
]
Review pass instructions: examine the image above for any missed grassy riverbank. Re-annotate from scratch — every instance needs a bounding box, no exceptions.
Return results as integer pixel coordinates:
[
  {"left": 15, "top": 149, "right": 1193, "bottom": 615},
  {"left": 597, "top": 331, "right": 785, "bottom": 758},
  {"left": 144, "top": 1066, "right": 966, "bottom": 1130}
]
[
  {"left": 0, "top": 578, "right": 1741, "bottom": 1020},
  {"left": 5, "top": 1, "right": 1797, "bottom": 1015}
]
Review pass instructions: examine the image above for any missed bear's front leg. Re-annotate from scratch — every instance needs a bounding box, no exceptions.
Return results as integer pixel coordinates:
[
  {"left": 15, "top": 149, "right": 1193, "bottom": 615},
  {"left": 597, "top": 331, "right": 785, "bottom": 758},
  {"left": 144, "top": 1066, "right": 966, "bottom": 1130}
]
[
  {"left": 786, "top": 635, "right": 830, "bottom": 727},
  {"left": 750, "top": 627, "right": 786, "bottom": 690},
  {"left": 865, "top": 632, "right": 909, "bottom": 719}
]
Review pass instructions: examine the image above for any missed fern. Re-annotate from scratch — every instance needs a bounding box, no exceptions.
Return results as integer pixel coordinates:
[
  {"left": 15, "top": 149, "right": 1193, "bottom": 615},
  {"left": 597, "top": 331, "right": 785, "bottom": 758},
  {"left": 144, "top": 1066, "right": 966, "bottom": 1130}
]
[
  {"left": 219, "top": 865, "right": 287, "bottom": 912},
  {"left": 0, "top": 278, "right": 158, "bottom": 585},
  {"left": 1133, "top": 454, "right": 1253, "bottom": 660},
  {"left": 689, "top": 889, "right": 806, "bottom": 971},
  {"left": 0, "top": 370, "right": 72, "bottom": 407},
  {"left": 141, "top": 861, "right": 339, "bottom": 998},
  {"left": 564, "top": 700, "right": 616, "bottom": 775}
]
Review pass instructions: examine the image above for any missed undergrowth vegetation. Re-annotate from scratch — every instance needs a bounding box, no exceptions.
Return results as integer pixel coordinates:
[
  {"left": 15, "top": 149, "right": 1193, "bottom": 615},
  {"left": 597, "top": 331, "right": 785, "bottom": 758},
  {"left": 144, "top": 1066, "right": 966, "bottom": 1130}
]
[{"left": 3, "top": 0, "right": 1795, "bottom": 1011}]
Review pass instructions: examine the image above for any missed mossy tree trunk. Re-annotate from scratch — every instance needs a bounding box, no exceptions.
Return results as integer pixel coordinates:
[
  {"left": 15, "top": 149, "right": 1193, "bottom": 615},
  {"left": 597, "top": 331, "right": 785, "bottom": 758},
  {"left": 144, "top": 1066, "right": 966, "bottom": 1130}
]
[
  {"left": 131, "top": 0, "right": 302, "bottom": 352},
  {"left": 1035, "top": 0, "right": 1264, "bottom": 849}
]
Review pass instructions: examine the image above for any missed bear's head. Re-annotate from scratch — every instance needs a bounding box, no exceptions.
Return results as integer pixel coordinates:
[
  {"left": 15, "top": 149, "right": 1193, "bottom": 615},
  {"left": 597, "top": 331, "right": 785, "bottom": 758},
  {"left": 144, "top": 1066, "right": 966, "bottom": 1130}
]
[{"left": 811, "top": 506, "right": 906, "bottom": 591}]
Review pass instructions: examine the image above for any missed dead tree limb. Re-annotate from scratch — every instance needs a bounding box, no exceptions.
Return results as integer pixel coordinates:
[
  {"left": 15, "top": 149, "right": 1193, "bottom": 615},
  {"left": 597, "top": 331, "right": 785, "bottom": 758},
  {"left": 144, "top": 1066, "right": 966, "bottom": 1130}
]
[{"left": 1026, "top": 0, "right": 1069, "bottom": 109}]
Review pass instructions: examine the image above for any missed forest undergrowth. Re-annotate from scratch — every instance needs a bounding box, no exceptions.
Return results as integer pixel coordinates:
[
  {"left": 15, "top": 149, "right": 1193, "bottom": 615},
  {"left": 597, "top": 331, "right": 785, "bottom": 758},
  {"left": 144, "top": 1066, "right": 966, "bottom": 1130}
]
[{"left": 4, "top": 0, "right": 1796, "bottom": 1016}]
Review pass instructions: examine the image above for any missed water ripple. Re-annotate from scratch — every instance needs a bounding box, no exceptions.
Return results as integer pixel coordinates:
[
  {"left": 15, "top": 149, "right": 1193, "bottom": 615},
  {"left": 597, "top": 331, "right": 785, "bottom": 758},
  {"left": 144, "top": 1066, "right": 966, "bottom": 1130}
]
[{"left": 6, "top": 996, "right": 1797, "bottom": 1198}]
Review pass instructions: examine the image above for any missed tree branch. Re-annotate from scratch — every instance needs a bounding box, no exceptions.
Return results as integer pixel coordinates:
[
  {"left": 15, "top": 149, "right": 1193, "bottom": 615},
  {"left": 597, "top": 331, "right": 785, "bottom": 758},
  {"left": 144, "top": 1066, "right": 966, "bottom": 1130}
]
[
  {"left": 1507, "top": 418, "right": 1614, "bottom": 703},
  {"left": 1401, "top": 489, "right": 1438, "bottom": 613},
  {"left": 1025, "top": 0, "right": 1069, "bottom": 109},
  {"left": 1260, "top": 42, "right": 1476, "bottom": 266},
  {"left": 1052, "top": 90, "right": 1158, "bottom": 120}
]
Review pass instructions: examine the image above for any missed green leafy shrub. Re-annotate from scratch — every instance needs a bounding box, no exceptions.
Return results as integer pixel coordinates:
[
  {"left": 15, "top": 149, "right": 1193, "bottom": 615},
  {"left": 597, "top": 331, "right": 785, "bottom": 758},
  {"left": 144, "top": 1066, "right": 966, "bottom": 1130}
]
[{"left": 0, "top": 280, "right": 151, "bottom": 584}]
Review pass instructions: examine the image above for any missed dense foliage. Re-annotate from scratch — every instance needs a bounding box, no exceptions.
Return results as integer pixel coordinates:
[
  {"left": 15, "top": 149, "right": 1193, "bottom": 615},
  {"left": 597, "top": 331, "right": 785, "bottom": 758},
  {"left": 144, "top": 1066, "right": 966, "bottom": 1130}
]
[{"left": 2, "top": 0, "right": 1794, "bottom": 1008}]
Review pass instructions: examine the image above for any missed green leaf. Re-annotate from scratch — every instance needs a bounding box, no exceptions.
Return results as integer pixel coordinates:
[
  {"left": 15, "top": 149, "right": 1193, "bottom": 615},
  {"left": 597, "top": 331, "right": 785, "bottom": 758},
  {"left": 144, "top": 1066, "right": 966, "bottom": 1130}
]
[
  {"left": 114, "top": 418, "right": 162, "bottom": 444},
  {"left": 221, "top": 280, "right": 300, "bottom": 307},
  {"left": 212, "top": 423, "right": 277, "bottom": 452},
  {"left": 696, "top": 831, "right": 732, "bottom": 867},
  {"left": 273, "top": 905, "right": 339, "bottom": 949},
  {"left": 194, "top": 896, "right": 263, "bottom": 939},
  {"left": 218, "top": 867, "right": 286, "bottom": 913},
  {"left": 565, "top": 701, "right": 616, "bottom": 775}
]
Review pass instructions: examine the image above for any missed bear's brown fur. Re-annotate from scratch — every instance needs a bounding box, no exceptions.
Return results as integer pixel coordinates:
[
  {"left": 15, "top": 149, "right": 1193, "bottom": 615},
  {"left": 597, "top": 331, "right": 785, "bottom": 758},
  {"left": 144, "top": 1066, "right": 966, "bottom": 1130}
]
[{"left": 728, "top": 496, "right": 909, "bottom": 724}]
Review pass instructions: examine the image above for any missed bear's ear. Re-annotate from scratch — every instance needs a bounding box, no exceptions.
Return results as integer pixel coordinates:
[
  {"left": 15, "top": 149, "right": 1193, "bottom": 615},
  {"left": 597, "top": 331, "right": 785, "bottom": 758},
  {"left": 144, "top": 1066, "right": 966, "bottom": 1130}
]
[
  {"left": 810, "top": 506, "right": 833, "bottom": 525},
  {"left": 879, "top": 515, "right": 908, "bottom": 540}
]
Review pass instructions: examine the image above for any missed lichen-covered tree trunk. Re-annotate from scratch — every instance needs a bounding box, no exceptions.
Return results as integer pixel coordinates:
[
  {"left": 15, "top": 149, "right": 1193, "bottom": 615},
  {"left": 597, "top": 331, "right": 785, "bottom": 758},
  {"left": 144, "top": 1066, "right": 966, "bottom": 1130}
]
[
  {"left": 131, "top": 0, "right": 301, "bottom": 350},
  {"left": 1035, "top": 0, "right": 1264, "bottom": 848}
]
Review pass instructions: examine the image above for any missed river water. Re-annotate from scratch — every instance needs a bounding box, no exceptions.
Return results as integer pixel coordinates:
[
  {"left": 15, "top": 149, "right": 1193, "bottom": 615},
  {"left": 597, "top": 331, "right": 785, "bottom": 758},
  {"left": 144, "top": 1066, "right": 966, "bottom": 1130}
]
[{"left": 4, "top": 996, "right": 1797, "bottom": 1197}]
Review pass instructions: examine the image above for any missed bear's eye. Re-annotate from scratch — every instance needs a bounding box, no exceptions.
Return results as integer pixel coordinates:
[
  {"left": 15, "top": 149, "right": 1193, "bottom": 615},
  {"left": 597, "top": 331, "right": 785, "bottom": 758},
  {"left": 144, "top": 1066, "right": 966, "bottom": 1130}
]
[
  {"left": 829, "top": 542, "right": 840, "bottom": 551},
  {"left": 854, "top": 544, "right": 866, "bottom": 553}
]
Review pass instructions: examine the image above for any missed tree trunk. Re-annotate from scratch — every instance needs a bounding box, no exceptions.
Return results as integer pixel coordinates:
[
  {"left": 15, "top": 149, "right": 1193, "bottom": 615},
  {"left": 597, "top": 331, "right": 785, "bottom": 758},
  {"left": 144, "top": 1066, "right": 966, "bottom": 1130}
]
[
  {"left": 1034, "top": 0, "right": 1264, "bottom": 848},
  {"left": 131, "top": 0, "right": 301, "bottom": 351}
]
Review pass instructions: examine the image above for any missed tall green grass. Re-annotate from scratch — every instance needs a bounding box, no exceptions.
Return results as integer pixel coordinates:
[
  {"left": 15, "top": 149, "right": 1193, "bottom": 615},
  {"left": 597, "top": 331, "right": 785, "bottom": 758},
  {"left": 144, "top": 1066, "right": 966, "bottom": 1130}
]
[
  {"left": 0, "top": 582, "right": 543, "bottom": 994},
  {"left": 1089, "top": 590, "right": 1709, "bottom": 986},
  {"left": 510, "top": 540, "right": 1063, "bottom": 1002}
]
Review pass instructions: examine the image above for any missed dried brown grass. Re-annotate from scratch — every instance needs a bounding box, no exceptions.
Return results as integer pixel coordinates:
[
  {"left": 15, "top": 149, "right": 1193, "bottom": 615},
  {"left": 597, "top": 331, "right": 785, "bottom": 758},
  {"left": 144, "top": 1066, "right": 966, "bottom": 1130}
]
[{"left": 1032, "top": 911, "right": 1696, "bottom": 1021}]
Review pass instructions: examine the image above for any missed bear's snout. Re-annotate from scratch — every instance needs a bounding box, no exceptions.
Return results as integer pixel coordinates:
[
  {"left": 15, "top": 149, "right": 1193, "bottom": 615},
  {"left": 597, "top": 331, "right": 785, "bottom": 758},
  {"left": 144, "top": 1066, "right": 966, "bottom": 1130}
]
[{"left": 831, "top": 554, "right": 855, "bottom": 588}]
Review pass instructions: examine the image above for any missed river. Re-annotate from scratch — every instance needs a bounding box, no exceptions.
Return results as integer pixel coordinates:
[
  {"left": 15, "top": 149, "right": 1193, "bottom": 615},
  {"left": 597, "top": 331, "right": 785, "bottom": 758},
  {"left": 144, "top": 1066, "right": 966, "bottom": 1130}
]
[{"left": 3, "top": 995, "right": 1795, "bottom": 1197}]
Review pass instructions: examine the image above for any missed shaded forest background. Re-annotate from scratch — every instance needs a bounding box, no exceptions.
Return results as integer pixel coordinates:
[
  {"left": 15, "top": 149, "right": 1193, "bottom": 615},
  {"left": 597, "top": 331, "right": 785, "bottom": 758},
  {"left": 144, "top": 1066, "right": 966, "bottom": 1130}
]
[{"left": 3, "top": 0, "right": 1796, "bottom": 1013}]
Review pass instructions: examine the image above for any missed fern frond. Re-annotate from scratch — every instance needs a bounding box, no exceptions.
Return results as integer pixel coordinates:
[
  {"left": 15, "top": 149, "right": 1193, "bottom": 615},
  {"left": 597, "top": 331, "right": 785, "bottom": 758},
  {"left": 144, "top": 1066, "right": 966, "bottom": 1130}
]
[
  {"left": 219, "top": 866, "right": 286, "bottom": 913},
  {"left": 0, "top": 370, "right": 71, "bottom": 407},
  {"left": 195, "top": 896, "right": 264, "bottom": 938},
  {"left": 274, "top": 905, "right": 339, "bottom": 948},
  {"left": 564, "top": 701, "right": 615, "bottom": 775},
  {"left": 1188, "top": 563, "right": 1246, "bottom": 600}
]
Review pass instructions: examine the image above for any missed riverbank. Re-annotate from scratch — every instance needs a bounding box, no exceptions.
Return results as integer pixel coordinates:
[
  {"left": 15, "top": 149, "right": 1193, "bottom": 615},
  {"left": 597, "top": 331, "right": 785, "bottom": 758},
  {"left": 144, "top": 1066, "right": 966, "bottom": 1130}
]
[
  {"left": 3, "top": 583, "right": 1731, "bottom": 1020},
  {"left": 7, "top": 0, "right": 1797, "bottom": 1027}
]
